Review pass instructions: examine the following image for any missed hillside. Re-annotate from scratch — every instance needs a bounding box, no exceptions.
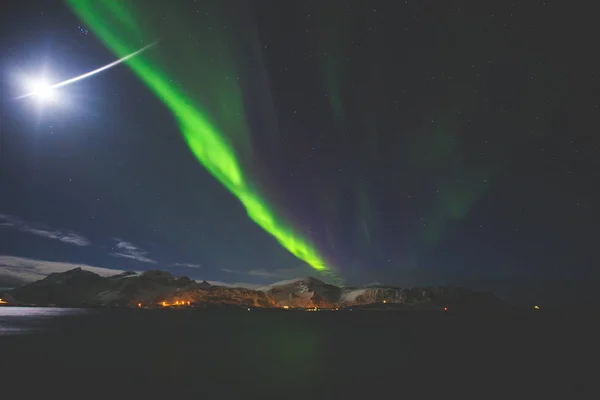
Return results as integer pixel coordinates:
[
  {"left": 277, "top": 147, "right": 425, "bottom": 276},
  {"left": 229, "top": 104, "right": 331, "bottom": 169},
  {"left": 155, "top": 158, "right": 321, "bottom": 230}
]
[{"left": 4, "top": 268, "right": 504, "bottom": 310}]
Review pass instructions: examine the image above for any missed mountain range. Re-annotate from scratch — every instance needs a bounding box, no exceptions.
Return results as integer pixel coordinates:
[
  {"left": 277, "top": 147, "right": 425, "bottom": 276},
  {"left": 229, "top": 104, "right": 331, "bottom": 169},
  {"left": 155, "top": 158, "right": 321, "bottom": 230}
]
[{"left": 0, "top": 268, "right": 507, "bottom": 310}]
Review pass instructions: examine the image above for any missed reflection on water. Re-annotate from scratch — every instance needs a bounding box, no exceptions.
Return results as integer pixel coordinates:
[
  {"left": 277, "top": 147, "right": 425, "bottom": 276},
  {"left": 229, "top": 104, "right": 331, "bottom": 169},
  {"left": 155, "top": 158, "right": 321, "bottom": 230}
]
[{"left": 0, "top": 307, "right": 88, "bottom": 335}]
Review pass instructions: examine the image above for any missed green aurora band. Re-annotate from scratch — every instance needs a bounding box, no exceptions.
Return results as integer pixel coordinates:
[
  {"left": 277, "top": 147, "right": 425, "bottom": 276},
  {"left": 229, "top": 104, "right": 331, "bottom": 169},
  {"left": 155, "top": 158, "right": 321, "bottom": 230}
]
[{"left": 67, "top": 0, "right": 332, "bottom": 276}]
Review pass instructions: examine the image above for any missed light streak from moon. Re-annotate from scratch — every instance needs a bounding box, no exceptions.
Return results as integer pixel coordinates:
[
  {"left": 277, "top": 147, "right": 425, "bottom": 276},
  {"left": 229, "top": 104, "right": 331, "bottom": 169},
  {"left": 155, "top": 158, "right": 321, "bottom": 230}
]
[{"left": 17, "top": 41, "right": 158, "bottom": 99}]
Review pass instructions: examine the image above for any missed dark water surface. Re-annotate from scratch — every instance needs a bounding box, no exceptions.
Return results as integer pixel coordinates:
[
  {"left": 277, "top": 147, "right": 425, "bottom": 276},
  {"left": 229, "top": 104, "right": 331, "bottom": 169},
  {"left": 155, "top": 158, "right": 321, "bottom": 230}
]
[{"left": 0, "top": 307, "right": 597, "bottom": 397}]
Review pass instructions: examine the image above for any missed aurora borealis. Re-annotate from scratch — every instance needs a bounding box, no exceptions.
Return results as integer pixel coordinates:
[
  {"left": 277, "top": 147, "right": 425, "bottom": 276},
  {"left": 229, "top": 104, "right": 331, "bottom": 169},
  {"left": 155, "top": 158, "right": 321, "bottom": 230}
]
[
  {"left": 1, "top": 0, "right": 599, "bottom": 290},
  {"left": 66, "top": 0, "right": 332, "bottom": 277}
]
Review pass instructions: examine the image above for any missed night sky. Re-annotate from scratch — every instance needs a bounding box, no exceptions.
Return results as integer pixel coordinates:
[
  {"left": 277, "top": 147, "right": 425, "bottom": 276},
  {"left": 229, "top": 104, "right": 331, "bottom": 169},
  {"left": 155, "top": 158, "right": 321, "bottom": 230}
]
[{"left": 1, "top": 0, "right": 599, "bottom": 294}]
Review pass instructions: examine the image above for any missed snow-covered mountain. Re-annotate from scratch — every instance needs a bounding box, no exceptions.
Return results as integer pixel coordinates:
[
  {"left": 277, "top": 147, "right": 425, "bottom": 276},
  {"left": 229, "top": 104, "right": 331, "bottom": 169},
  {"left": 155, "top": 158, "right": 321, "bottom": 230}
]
[
  {"left": 4, "top": 269, "right": 504, "bottom": 310},
  {"left": 261, "top": 278, "right": 406, "bottom": 307},
  {"left": 261, "top": 277, "right": 407, "bottom": 306},
  {"left": 259, "top": 277, "right": 341, "bottom": 307},
  {"left": 262, "top": 277, "right": 504, "bottom": 309}
]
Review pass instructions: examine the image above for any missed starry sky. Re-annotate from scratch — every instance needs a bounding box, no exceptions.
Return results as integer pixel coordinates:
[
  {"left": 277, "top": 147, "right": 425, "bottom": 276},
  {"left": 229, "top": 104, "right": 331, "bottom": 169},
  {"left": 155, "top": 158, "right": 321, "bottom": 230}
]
[{"left": 1, "top": 0, "right": 599, "bottom": 295}]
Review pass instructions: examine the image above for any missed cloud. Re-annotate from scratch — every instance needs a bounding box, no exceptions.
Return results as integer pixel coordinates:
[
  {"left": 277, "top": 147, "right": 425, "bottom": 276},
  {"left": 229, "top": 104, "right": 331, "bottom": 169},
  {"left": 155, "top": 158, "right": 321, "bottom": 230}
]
[
  {"left": 205, "top": 280, "right": 264, "bottom": 290},
  {"left": 221, "top": 266, "right": 314, "bottom": 280},
  {"left": 0, "top": 255, "right": 123, "bottom": 286},
  {"left": 0, "top": 214, "right": 90, "bottom": 246},
  {"left": 110, "top": 238, "right": 156, "bottom": 264},
  {"left": 173, "top": 263, "right": 202, "bottom": 269},
  {"left": 247, "top": 270, "right": 282, "bottom": 278},
  {"left": 0, "top": 214, "right": 20, "bottom": 227},
  {"left": 114, "top": 239, "right": 138, "bottom": 252},
  {"left": 111, "top": 253, "right": 156, "bottom": 263},
  {"left": 215, "top": 268, "right": 315, "bottom": 289},
  {"left": 22, "top": 228, "right": 90, "bottom": 246}
]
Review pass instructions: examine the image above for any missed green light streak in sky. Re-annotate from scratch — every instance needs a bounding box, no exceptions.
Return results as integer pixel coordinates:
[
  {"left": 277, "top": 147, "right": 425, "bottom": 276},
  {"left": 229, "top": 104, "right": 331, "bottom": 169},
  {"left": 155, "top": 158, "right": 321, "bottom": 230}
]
[{"left": 67, "top": 0, "right": 330, "bottom": 275}]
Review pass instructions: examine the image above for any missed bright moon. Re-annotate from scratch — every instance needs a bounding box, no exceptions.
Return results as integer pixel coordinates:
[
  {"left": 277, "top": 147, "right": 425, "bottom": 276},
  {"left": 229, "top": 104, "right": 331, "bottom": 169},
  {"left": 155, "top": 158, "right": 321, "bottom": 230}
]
[
  {"left": 28, "top": 80, "right": 55, "bottom": 100},
  {"left": 18, "top": 41, "right": 157, "bottom": 100}
]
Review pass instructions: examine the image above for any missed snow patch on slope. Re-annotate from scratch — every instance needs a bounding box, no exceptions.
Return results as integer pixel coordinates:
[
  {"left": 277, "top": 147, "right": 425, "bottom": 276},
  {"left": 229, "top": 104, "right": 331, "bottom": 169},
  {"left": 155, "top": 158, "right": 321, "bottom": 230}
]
[
  {"left": 257, "top": 277, "right": 313, "bottom": 292},
  {"left": 340, "top": 288, "right": 368, "bottom": 303}
]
